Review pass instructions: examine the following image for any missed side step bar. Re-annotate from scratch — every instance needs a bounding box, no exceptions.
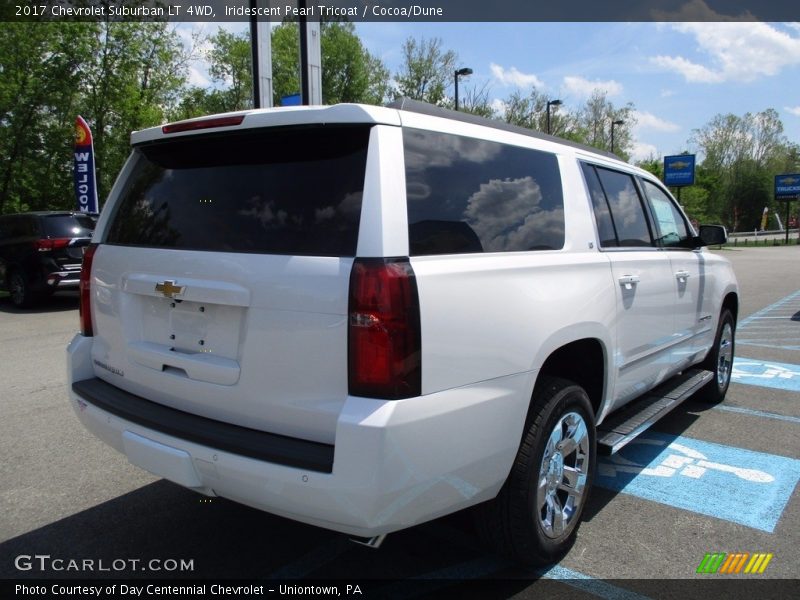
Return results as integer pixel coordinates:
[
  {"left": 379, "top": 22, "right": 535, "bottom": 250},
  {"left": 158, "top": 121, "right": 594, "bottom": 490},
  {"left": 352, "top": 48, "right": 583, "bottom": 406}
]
[{"left": 597, "top": 369, "right": 714, "bottom": 455}]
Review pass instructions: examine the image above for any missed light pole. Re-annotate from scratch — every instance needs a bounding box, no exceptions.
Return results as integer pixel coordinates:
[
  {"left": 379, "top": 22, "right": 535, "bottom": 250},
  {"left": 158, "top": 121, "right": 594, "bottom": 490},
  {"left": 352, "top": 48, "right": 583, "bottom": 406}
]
[
  {"left": 546, "top": 99, "right": 562, "bottom": 134},
  {"left": 610, "top": 119, "right": 624, "bottom": 154},
  {"left": 454, "top": 67, "right": 473, "bottom": 111}
]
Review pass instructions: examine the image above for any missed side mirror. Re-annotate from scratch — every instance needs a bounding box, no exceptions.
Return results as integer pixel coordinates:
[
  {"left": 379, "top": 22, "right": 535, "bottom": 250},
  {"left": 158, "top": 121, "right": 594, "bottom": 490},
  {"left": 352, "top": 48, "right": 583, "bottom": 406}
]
[{"left": 698, "top": 224, "right": 728, "bottom": 247}]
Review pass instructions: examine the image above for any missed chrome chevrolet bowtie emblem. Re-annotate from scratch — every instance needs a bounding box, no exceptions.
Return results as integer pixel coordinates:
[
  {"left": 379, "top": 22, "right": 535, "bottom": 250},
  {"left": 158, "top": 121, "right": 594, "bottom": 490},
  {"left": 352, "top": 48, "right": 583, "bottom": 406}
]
[{"left": 155, "top": 280, "right": 184, "bottom": 299}]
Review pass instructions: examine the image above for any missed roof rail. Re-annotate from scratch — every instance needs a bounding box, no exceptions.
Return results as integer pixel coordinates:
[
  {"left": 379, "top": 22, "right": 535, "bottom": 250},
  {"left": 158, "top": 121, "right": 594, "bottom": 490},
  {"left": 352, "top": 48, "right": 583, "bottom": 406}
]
[{"left": 386, "top": 97, "right": 621, "bottom": 161}]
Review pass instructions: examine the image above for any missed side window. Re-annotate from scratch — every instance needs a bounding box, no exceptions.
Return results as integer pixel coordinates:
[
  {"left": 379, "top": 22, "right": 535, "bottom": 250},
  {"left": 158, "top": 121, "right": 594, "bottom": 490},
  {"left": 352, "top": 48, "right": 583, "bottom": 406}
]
[
  {"left": 594, "top": 167, "right": 653, "bottom": 247},
  {"left": 641, "top": 180, "right": 691, "bottom": 248},
  {"left": 404, "top": 128, "right": 565, "bottom": 255},
  {"left": 581, "top": 163, "right": 618, "bottom": 247}
]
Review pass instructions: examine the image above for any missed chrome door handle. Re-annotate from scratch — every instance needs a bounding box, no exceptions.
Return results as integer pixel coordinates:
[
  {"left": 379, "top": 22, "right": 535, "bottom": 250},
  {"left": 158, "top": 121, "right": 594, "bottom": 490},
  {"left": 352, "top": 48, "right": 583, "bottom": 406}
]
[
  {"left": 675, "top": 270, "right": 691, "bottom": 280},
  {"left": 619, "top": 275, "right": 640, "bottom": 289}
]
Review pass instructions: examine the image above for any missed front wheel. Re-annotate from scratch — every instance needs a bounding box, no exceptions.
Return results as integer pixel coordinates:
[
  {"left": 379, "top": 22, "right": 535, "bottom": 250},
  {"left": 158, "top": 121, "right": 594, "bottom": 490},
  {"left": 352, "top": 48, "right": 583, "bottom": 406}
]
[
  {"left": 8, "top": 270, "right": 34, "bottom": 308},
  {"left": 697, "top": 308, "right": 735, "bottom": 403},
  {"left": 475, "top": 376, "right": 596, "bottom": 565}
]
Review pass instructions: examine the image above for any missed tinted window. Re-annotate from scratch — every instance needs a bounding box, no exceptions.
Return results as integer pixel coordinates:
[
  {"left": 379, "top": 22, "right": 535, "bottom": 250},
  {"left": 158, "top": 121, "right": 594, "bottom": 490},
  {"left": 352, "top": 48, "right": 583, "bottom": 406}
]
[
  {"left": 41, "top": 214, "right": 95, "bottom": 238},
  {"left": 404, "top": 129, "right": 564, "bottom": 255},
  {"left": 106, "top": 126, "right": 371, "bottom": 257},
  {"left": 594, "top": 167, "right": 652, "bottom": 247},
  {"left": 641, "top": 180, "right": 690, "bottom": 248},
  {"left": 581, "top": 164, "right": 618, "bottom": 247},
  {"left": 1, "top": 216, "right": 36, "bottom": 239}
]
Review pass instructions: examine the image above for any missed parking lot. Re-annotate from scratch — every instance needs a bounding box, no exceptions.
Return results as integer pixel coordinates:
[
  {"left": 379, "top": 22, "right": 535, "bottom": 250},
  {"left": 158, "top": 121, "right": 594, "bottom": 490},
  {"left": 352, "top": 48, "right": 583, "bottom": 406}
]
[{"left": 1, "top": 246, "right": 798, "bottom": 597}]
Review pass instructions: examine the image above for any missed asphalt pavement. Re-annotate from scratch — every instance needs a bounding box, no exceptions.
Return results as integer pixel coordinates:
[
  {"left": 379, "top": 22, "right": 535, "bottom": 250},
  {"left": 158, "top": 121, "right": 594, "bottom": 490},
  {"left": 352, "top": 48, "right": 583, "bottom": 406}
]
[{"left": 0, "top": 246, "right": 797, "bottom": 598}]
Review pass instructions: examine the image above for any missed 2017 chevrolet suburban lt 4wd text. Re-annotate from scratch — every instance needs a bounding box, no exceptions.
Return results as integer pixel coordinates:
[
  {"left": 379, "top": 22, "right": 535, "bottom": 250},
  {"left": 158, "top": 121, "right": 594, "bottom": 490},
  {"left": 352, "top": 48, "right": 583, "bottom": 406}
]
[{"left": 67, "top": 99, "right": 738, "bottom": 564}]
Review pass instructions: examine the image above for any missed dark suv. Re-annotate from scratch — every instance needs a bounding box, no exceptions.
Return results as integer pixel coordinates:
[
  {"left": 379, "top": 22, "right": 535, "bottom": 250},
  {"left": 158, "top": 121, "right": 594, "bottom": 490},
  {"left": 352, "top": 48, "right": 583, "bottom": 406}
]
[{"left": 0, "top": 211, "right": 95, "bottom": 307}]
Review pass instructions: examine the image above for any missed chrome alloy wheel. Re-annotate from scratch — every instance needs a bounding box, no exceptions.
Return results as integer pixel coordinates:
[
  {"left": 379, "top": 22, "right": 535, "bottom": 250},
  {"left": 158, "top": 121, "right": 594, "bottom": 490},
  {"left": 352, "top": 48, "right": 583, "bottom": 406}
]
[
  {"left": 537, "top": 411, "right": 590, "bottom": 539},
  {"left": 717, "top": 322, "right": 734, "bottom": 387}
]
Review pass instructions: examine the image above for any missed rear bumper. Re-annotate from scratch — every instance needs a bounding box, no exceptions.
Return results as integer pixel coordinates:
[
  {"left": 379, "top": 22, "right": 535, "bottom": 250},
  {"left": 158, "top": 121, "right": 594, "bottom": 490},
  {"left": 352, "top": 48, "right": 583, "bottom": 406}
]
[{"left": 67, "top": 334, "right": 534, "bottom": 537}]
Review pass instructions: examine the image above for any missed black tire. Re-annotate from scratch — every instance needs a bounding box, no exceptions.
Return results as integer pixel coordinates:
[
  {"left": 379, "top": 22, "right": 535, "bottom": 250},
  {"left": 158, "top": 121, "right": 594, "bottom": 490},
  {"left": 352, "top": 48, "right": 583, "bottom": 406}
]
[
  {"left": 8, "top": 269, "right": 34, "bottom": 308},
  {"left": 474, "top": 376, "right": 596, "bottom": 565},
  {"left": 697, "top": 308, "right": 736, "bottom": 403}
]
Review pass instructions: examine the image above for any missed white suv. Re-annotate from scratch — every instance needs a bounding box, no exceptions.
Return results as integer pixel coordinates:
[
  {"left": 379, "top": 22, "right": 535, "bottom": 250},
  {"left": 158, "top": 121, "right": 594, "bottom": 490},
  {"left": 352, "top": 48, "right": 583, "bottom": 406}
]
[{"left": 67, "top": 99, "right": 738, "bottom": 564}]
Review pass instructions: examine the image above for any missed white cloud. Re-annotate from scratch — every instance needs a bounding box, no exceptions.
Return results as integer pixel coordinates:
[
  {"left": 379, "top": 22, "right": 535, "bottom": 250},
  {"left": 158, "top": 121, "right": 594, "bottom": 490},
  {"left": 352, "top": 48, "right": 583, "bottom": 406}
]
[
  {"left": 650, "top": 55, "right": 724, "bottom": 83},
  {"left": 631, "top": 110, "right": 680, "bottom": 133},
  {"left": 187, "top": 66, "right": 211, "bottom": 87},
  {"left": 490, "top": 98, "right": 507, "bottom": 116},
  {"left": 785, "top": 106, "right": 800, "bottom": 117},
  {"left": 490, "top": 63, "right": 544, "bottom": 89},
  {"left": 562, "top": 76, "right": 623, "bottom": 98},
  {"left": 652, "top": 22, "right": 800, "bottom": 84},
  {"left": 630, "top": 141, "right": 660, "bottom": 163},
  {"left": 660, "top": 89, "right": 676, "bottom": 98}
]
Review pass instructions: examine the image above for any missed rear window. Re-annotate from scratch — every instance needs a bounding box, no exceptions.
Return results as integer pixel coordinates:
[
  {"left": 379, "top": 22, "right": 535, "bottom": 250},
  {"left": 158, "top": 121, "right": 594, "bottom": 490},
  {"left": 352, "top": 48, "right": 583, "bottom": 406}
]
[
  {"left": 404, "top": 128, "right": 565, "bottom": 255},
  {"left": 106, "top": 126, "right": 371, "bottom": 257},
  {"left": 41, "top": 214, "right": 95, "bottom": 238}
]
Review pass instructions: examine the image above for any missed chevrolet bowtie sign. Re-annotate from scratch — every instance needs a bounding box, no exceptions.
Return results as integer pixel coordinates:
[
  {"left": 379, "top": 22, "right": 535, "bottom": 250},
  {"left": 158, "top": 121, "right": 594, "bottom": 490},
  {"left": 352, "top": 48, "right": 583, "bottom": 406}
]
[
  {"left": 155, "top": 280, "right": 185, "bottom": 299},
  {"left": 775, "top": 174, "right": 800, "bottom": 200}
]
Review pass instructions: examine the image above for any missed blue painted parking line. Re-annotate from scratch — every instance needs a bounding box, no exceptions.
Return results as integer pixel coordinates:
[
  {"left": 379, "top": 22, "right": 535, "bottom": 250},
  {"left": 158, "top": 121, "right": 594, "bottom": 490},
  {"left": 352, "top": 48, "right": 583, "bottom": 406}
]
[
  {"left": 596, "top": 431, "right": 800, "bottom": 533},
  {"left": 731, "top": 357, "right": 800, "bottom": 392},
  {"left": 713, "top": 404, "right": 800, "bottom": 424},
  {"left": 737, "top": 289, "right": 800, "bottom": 351}
]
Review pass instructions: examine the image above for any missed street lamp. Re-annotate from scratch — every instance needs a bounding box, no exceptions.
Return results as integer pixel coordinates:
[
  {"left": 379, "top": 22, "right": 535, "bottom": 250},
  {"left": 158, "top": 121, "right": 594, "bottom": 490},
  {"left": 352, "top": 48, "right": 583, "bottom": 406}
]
[
  {"left": 546, "top": 99, "right": 562, "bottom": 135},
  {"left": 610, "top": 119, "right": 624, "bottom": 154},
  {"left": 454, "top": 67, "right": 473, "bottom": 111}
]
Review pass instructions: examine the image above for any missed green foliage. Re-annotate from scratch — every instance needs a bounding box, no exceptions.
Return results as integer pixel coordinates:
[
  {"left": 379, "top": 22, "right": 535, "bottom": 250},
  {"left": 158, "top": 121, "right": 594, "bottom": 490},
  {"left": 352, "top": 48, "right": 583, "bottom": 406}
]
[
  {"left": 271, "top": 21, "right": 389, "bottom": 106},
  {"left": 691, "top": 109, "right": 795, "bottom": 230},
  {"left": 393, "top": 37, "right": 457, "bottom": 106},
  {"left": 0, "top": 23, "right": 95, "bottom": 213}
]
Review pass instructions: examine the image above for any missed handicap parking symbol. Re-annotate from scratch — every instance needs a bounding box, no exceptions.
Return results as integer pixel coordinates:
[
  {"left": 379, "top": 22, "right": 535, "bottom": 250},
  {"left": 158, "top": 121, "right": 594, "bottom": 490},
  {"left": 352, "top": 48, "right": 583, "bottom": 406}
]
[
  {"left": 596, "top": 431, "right": 800, "bottom": 532},
  {"left": 731, "top": 358, "right": 800, "bottom": 392}
]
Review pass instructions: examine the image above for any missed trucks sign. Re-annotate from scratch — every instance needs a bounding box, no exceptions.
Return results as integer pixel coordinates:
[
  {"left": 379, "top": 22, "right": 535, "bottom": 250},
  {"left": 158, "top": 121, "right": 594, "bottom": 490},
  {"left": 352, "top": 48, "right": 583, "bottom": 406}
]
[
  {"left": 774, "top": 174, "right": 800, "bottom": 200},
  {"left": 664, "top": 154, "right": 696, "bottom": 187}
]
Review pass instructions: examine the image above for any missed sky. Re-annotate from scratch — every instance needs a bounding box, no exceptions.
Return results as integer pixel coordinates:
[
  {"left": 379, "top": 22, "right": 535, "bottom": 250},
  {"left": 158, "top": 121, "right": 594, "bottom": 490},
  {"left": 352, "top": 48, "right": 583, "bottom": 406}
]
[{"left": 183, "top": 20, "right": 800, "bottom": 163}]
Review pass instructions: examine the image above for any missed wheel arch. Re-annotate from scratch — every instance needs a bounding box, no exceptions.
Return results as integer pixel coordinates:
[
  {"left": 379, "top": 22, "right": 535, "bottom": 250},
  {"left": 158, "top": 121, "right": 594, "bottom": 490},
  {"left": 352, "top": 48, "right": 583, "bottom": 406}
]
[{"left": 531, "top": 332, "right": 610, "bottom": 422}]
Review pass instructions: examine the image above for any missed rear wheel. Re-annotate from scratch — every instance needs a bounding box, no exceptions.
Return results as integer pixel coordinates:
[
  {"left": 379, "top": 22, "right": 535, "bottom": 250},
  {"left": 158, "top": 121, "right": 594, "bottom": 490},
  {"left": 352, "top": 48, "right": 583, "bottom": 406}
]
[
  {"left": 475, "top": 376, "right": 596, "bottom": 564},
  {"left": 697, "top": 308, "right": 735, "bottom": 403}
]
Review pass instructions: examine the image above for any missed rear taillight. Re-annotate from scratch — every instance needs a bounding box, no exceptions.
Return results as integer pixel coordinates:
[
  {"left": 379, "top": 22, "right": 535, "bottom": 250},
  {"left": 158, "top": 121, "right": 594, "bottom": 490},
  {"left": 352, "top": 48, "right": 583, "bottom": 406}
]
[
  {"left": 36, "top": 238, "right": 71, "bottom": 251},
  {"left": 348, "top": 258, "right": 421, "bottom": 399},
  {"left": 79, "top": 243, "right": 98, "bottom": 336}
]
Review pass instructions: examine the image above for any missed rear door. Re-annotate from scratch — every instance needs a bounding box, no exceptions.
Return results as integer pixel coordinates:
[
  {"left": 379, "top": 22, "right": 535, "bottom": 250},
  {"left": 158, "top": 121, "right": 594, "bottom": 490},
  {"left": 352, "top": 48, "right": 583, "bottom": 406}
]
[{"left": 90, "top": 124, "right": 373, "bottom": 445}]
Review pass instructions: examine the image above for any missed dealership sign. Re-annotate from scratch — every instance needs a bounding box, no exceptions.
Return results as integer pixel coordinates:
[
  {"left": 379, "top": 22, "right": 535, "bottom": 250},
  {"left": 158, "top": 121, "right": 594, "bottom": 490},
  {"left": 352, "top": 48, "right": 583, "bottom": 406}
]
[
  {"left": 664, "top": 154, "right": 696, "bottom": 187},
  {"left": 73, "top": 116, "right": 99, "bottom": 214},
  {"left": 774, "top": 174, "right": 800, "bottom": 201}
]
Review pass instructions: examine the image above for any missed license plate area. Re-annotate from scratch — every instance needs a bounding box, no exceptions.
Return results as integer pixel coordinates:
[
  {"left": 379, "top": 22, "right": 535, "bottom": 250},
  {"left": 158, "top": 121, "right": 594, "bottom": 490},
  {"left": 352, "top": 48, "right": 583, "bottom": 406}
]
[{"left": 135, "top": 296, "right": 245, "bottom": 361}]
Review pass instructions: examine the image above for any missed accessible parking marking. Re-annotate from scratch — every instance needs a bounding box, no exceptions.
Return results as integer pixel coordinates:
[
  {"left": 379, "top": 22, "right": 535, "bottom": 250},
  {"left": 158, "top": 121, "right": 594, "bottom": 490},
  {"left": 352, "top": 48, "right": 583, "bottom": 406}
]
[
  {"left": 731, "top": 357, "right": 800, "bottom": 393},
  {"left": 736, "top": 289, "right": 800, "bottom": 351},
  {"left": 596, "top": 431, "right": 800, "bottom": 533}
]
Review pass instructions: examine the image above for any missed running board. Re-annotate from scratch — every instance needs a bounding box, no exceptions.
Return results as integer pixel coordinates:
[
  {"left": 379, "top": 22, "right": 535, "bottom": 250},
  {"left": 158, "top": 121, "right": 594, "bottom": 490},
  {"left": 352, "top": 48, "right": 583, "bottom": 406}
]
[{"left": 597, "top": 369, "right": 714, "bottom": 455}]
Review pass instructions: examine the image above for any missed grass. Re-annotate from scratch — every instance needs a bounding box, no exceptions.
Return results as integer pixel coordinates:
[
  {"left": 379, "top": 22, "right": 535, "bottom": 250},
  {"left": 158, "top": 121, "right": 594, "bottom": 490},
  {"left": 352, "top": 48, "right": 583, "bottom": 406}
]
[{"left": 724, "top": 237, "right": 800, "bottom": 248}]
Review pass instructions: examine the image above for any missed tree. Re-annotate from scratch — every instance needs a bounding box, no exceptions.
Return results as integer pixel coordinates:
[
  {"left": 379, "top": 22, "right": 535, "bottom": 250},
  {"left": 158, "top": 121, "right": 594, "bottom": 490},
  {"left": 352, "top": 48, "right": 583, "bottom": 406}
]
[
  {"left": 206, "top": 29, "right": 253, "bottom": 112},
  {"left": 573, "top": 91, "right": 635, "bottom": 159},
  {"left": 501, "top": 88, "right": 572, "bottom": 135},
  {"left": 457, "top": 82, "right": 496, "bottom": 118},
  {"left": 271, "top": 21, "right": 389, "bottom": 106},
  {"left": 692, "top": 109, "right": 794, "bottom": 229},
  {"left": 393, "top": 37, "right": 457, "bottom": 106},
  {"left": 0, "top": 23, "right": 94, "bottom": 213},
  {"left": 78, "top": 22, "right": 188, "bottom": 201}
]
